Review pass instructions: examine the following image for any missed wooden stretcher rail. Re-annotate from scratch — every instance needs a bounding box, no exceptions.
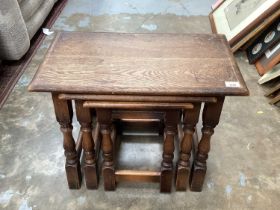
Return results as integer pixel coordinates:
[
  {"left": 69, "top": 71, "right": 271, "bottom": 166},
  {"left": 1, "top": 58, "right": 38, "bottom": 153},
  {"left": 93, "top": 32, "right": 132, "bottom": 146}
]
[
  {"left": 112, "top": 110, "right": 164, "bottom": 120},
  {"left": 115, "top": 170, "right": 161, "bottom": 183}
]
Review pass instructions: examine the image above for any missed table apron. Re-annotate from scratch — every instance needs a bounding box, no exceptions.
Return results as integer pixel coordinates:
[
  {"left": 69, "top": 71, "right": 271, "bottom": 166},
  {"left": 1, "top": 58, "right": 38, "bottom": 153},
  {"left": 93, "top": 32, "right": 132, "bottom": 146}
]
[{"left": 58, "top": 93, "right": 217, "bottom": 103}]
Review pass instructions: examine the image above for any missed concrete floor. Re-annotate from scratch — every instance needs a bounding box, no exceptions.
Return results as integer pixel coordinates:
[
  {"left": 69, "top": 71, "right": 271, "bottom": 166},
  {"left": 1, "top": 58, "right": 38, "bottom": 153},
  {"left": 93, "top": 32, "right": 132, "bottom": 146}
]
[{"left": 1, "top": 0, "right": 280, "bottom": 209}]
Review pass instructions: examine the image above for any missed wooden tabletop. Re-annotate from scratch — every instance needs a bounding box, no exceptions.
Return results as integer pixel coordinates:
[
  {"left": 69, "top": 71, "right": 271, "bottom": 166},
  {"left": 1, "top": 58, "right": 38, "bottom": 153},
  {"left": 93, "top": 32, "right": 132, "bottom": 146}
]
[{"left": 28, "top": 32, "right": 249, "bottom": 97}]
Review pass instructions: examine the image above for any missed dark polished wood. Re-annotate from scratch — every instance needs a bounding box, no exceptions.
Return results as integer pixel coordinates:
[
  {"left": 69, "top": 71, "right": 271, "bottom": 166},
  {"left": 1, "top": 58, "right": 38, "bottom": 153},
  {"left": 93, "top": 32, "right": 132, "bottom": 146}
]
[
  {"left": 176, "top": 103, "right": 201, "bottom": 191},
  {"left": 83, "top": 101, "right": 193, "bottom": 109},
  {"left": 96, "top": 109, "right": 116, "bottom": 191},
  {"left": 112, "top": 110, "right": 164, "bottom": 120},
  {"left": 52, "top": 94, "right": 81, "bottom": 189},
  {"left": 160, "top": 110, "right": 181, "bottom": 192},
  {"left": 115, "top": 170, "right": 160, "bottom": 183},
  {"left": 58, "top": 94, "right": 218, "bottom": 103},
  {"left": 190, "top": 97, "right": 225, "bottom": 192},
  {"left": 28, "top": 32, "right": 248, "bottom": 97},
  {"left": 113, "top": 110, "right": 164, "bottom": 136},
  {"left": 75, "top": 100, "right": 98, "bottom": 189}
]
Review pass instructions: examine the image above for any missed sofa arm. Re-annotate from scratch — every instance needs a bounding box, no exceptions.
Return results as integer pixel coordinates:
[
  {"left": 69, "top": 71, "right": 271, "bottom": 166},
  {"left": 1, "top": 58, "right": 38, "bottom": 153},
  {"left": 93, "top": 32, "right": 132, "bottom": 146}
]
[{"left": 0, "top": 0, "right": 30, "bottom": 60}]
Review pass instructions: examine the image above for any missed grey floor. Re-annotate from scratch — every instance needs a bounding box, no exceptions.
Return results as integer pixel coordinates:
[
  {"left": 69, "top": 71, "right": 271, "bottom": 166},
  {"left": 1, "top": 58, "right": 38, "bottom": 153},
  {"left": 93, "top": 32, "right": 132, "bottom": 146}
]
[{"left": 1, "top": 0, "right": 280, "bottom": 209}]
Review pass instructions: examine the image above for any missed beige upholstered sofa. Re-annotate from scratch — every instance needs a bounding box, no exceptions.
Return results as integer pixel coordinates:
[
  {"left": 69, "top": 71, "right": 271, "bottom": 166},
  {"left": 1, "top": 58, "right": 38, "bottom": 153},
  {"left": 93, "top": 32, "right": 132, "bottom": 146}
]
[{"left": 0, "top": 0, "right": 58, "bottom": 60}]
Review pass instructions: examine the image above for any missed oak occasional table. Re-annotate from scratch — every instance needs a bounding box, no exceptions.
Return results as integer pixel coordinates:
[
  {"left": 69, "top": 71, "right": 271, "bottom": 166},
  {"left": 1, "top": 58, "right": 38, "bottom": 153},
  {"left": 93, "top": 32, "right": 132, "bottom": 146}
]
[{"left": 28, "top": 32, "right": 249, "bottom": 192}]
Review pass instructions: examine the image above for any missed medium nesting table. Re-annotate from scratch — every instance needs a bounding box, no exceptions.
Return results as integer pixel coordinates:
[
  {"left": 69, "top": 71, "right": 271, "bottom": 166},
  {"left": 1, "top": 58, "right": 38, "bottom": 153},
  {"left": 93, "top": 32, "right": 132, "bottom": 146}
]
[{"left": 28, "top": 32, "right": 249, "bottom": 192}]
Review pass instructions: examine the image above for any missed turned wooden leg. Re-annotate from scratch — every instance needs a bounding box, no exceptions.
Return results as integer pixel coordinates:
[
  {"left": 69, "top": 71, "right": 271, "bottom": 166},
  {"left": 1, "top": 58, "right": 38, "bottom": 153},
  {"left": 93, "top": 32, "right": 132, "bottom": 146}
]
[
  {"left": 176, "top": 103, "right": 201, "bottom": 191},
  {"left": 160, "top": 110, "right": 180, "bottom": 193},
  {"left": 190, "top": 97, "right": 225, "bottom": 192},
  {"left": 52, "top": 94, "right": 81, "bottom": 189},
  {"left": 96, "top": 109, "right": 115, "bottom": 191},
  {"left": 75, "top": 100, "right": 98, "bottom": 189}
]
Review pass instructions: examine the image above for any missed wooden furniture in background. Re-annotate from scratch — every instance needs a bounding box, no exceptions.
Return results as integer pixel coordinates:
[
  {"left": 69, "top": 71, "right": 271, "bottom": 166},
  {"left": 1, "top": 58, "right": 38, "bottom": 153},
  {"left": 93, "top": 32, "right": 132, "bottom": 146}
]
[
  {"left": 265, "top": 83, "right": 280, "bottom": 105},
  {"left": 255, "top": 42, "right": 280, "bottom": 75},
  {"left": 28, "top": 32, "right": 249, "bottom": 192}
]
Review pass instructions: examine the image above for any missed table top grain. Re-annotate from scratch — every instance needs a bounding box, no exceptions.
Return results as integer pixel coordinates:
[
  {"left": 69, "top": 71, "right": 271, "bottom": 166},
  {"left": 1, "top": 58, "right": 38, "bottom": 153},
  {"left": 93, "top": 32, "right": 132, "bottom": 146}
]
[{"left": 28, "top": 32, "right": 249, "bottom": 96}]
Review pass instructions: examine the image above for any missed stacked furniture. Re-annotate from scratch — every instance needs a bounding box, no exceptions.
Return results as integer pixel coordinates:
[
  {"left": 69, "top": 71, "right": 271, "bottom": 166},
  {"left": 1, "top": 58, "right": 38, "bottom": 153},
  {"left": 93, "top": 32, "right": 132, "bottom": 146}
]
[{"left": 28, "top": 32, "right": 249, "bottom": 192}]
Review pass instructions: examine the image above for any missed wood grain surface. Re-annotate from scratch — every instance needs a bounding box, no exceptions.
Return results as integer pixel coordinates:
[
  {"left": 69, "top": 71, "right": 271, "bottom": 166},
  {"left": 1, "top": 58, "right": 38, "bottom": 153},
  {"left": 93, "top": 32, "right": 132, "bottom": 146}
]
[{"left": 28, "top": 32, "right": 248, "bottom": 96}]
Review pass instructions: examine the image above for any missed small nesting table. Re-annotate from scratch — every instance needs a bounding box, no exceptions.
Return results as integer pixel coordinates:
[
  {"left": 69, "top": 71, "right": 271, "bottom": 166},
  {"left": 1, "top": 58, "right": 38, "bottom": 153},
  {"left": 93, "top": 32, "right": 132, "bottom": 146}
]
[{"left": 28, "top": 32, "right": 248, "bottom": 192}]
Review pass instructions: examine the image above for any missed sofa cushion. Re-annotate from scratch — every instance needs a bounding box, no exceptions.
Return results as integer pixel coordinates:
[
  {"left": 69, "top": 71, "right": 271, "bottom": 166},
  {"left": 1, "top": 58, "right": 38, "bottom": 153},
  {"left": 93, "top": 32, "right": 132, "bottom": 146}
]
[
  {"left": 0, "top": 0, "right": 30, "bottom": 60},
  {"left": 19, "top": 0, "right": 45, "bottom": 22},
  {"left": 25, "top": 0, "right": 55, "bottom": 39}
]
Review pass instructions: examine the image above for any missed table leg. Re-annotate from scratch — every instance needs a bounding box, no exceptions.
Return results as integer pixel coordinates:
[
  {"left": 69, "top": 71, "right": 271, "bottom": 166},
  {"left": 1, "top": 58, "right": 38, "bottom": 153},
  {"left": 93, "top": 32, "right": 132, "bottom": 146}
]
[
  {"left": 160, "top": 110, "right": 180, "bottom": 193},
  {"left": 75, "top": 100, "right": 98, "bottom": 189},
  {"left": 96, "top": 109, "right": 115, "bottom": 191},
  {"left": 52, "top": 94, "right": 81, "bottom": 189},
  {"left": 176, "top": 103, "right": 201, "bottom": 191},
  {"left": 190, "top": 97, "right": 225, "bottom": 192}
]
